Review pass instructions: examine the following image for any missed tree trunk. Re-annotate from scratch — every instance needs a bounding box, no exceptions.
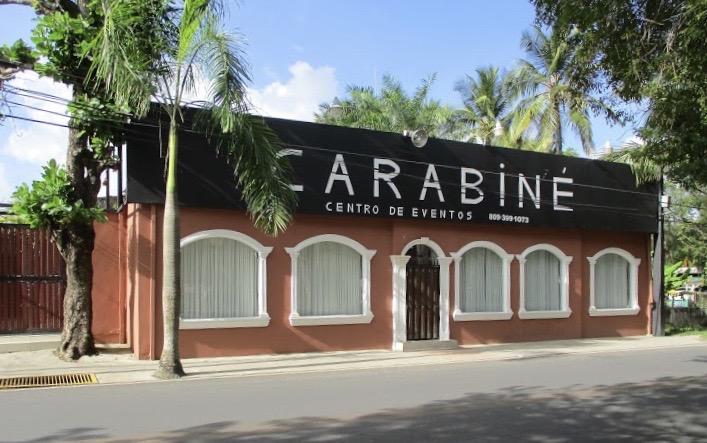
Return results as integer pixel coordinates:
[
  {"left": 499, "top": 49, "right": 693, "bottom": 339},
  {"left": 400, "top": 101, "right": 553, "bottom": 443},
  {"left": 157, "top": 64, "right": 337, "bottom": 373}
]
[
  {"left": 56, "top": 224, "right": 97, "bottom": 360},
  {"left": 554, "top": 101, "right": 563, "bottom": 155},
  {"left": 55, "top": 125, "right": 101, "bottom": 360},
  {"left": 154, "top": 123, "right": 185, "bottom": 379}
]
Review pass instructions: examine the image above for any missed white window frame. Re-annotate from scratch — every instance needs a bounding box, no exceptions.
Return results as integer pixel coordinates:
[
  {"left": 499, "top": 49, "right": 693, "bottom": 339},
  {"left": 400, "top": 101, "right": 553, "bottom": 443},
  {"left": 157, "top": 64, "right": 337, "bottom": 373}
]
[
  {"left": 587, "top": 247, "right": 641, "bottom": 316},
  {"left": 179, "top": 229, "right": 272, "bottom": 329},
  {"left": 451, "top": 241, "right": 514, "bottom": 321},
  {"left": 286, "top": 234, "right": 376, "bottom": 326},
  {"left": 516, "top": 244, "right": 573, "bottom": 320}
]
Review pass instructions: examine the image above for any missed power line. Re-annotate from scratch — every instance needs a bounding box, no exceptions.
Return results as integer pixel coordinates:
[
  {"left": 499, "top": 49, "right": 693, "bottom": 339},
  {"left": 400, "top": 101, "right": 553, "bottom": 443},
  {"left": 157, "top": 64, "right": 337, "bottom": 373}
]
[
  {"left": 1, "top": 87, "right": 663, "bottom": 216},
  {"left": 3, "top": 114, "right": 70, "bottom": 129}
]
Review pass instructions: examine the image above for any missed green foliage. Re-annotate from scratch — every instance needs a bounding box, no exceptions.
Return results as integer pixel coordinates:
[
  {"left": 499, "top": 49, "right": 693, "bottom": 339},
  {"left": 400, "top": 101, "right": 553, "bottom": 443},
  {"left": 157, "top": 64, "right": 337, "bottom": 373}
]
[
  {"left": 68, "top": 94, "right": 127, "bottom": 159},
  {"left": 31, "top": 11, "right": 94, "bottom": 85},
  {"left": 665, "top": 325, "right": 707, "bottom": 337},
  {"left": 531, "top": 0, "right": 707, "bottom": 189},
  {"left": 0, "top": 39, "right": 38, "bottom": 65},
  {"left": 203, "top": 112, "right": 297, "bottom": 236},
  {"left": 602, "top": 143, "right": 662, "bottom": 185},
  {"left": 453, "top": 66, "right": 511, "bottom": 145},
  {"left": 532, "top": 0, "right": 681, "bottom": 101},
  {"left": 664, "top": 183, "right": 707, "bottom": 268},
  {"left": 0, "top": 214, "right": 24, "bottom": 224},
  {"left": 315, "top": 74, "right": 459, "bottom": 139},
  {"left": 89, "top": 0, "right": 295, "bottom": 238},
  {"left": 5, "top": 2, "right": 131, "bottom": 239},
  {"left": 89, "top": 0, "right": 296, "bottom": 376},
  {"left": 562, "top": 146, "right": 580, "bottom": 157},
  {"left": 86, "top": 0, "right": 170, "bottom": 115},
  {"left": 664, "top": 261, "right": 688, "bottom": 292},
  {"left": 506, "top": 25, "right": 620, "bottom": 155},
  {"left": 11, "top": 160, "right": 106, "bottom": 230}
]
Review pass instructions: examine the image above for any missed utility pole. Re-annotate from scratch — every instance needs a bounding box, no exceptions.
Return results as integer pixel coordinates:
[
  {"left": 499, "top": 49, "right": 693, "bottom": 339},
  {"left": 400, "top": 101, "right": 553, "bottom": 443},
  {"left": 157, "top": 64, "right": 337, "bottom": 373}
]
[{"left": 652, "top": 175, "right": 669, "bottom": 336}]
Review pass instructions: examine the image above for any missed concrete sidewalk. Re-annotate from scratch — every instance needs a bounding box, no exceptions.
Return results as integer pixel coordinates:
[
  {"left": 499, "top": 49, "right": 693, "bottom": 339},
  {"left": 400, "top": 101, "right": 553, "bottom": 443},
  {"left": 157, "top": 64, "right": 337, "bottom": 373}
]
[{"left": 0, "top": 335, "right": 704, "bottom": 386}]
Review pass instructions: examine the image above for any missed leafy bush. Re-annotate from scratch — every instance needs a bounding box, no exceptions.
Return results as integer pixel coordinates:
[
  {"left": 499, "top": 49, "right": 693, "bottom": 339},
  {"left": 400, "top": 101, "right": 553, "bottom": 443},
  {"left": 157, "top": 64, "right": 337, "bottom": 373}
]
[{"left": 11, "top": 159, "right": 106, "bottom": 229}]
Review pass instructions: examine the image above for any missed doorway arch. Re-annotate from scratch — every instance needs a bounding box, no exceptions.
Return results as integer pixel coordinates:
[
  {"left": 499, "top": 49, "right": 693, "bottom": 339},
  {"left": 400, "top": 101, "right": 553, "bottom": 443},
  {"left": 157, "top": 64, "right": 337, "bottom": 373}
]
[
  {"left": 405, "top": 244, "right": 440, "bottom": 341},
  {"left": 390, "top": 237, "right": 453, "bottom": 350}
]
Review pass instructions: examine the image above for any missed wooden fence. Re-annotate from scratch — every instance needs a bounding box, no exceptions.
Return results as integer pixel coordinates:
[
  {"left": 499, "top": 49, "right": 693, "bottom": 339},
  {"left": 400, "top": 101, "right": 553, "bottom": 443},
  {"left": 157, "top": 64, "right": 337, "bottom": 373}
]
[{"left": 0, "top": 224, "right": 65, "bottom": 333}]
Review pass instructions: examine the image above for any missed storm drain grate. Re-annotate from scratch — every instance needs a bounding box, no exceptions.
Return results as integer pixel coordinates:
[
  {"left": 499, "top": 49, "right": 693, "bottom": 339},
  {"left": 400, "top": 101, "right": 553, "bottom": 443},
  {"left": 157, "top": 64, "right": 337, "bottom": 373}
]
[{"left": 0, "top": 373, "right": 97, "bottom": 389}]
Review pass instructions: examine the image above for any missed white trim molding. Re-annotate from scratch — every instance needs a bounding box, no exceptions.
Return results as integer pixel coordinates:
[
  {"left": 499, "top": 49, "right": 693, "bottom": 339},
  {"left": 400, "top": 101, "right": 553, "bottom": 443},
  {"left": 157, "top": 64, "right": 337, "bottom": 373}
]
[
  {"left": 516, "top": 243, "right": 573, "bottom": 320},
  {"left": 400, "top": 237, "right": 446, "bottom": 260},
  {"left": 179, "top": 229, "right": 272, "bottom": 329},
  {"left": 286, "top": 234, "right": 376, "bottom": 326},
  {"left": 451, "top": 241, "right": 514, "bottom": 321},
  {"left": 392, "top": 237, "right": 452, "bottom": 351},
  {"left": 587, "top": 247, "right": 641, "bottom": 317},
  {"left": 391, "top": 255, "right": 411, "bottom": 349}
]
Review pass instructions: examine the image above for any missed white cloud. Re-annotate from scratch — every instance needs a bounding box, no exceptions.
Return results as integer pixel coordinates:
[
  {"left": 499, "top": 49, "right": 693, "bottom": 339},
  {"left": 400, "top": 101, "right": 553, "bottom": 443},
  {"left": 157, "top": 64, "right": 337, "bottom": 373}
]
[
  {"left": 621, "top": 135, "right": 645, "bottom": 147},
  {"left": 152, "top": 61, "right": 338, "bottom": 122},
  {"left": 0, "top": 62, "right": 337, "bottom": 196},
  {"left": 2, "top": 71, "right": 71, "bottom": 165},
  {"left": 0, "top": 162, "right": 11, "bottom": 202},
  {"left": 247, "top": 61, "right": 337, "bottom": 122}
]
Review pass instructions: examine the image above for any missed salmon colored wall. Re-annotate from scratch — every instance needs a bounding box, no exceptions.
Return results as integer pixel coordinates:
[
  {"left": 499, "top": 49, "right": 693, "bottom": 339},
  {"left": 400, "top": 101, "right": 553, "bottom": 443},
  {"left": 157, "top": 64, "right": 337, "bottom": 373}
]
[
  {"left": 580, "top": 230, "right": 652, "bottom": 338},
  {"left": 120, "top": 203, "right": 653, "bottom": 360},
  {"left": 92, "top": 212, "right": 126, "bottom": 344},
  {"left": 411, "top": 222, "right": 586, "bottom": 345},
  {"left": 170, "top": 208, "right": 393, "bottom": 358},
  {"left": 125, "top": 204, "right": 161, "bottom": 359}
]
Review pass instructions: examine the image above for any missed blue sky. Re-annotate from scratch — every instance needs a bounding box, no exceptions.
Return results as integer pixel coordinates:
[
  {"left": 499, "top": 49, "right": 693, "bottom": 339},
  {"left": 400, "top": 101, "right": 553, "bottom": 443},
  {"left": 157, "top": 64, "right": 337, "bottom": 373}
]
[{"left": 0, "top": 1, "right": 637, "bottom": 201}]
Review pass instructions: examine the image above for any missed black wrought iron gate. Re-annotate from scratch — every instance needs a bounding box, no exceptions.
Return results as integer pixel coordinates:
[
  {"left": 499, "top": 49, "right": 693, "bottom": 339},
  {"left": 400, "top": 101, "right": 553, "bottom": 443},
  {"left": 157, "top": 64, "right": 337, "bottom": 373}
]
[
  {"left": 0, "top": 224, "right": 65, "bottom": 333},
  {"left": 406, "top": 246, "right": 440, "bottom": 341}
]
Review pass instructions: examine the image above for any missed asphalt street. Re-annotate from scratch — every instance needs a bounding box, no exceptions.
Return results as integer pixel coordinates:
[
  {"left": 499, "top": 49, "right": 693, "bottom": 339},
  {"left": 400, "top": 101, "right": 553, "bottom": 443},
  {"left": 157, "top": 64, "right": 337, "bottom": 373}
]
[{"left": 1, "top": 345, "right": 706, "bottom": 442}]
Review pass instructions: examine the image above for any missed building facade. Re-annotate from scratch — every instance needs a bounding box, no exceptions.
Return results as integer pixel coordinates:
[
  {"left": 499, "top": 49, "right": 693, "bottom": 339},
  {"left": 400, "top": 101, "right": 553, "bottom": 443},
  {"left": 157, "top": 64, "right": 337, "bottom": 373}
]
[{"left": 89, "top": 117, "right": 659, "bottom": 359}]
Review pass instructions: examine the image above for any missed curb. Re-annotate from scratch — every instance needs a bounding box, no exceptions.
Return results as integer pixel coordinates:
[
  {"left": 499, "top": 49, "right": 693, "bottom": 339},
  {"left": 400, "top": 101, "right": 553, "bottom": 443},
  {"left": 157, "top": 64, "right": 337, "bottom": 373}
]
[{"left": 0, "top": 335, "right": 704, "bottom": 389}]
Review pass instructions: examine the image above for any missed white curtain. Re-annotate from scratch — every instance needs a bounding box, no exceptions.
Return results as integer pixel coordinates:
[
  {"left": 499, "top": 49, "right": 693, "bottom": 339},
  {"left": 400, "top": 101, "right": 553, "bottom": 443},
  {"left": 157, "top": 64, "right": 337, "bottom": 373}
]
[
  {"left": 460, "top": 248, "right": 503, "bottom": 312},
  {"left": 525, "top": 250, "right": 561, "bottom": 311},
  {"left": 595, "top": 254, "right": 630, "bottom": 308},
  {"left": 298, "top": 241, "right": 362, "bottom": 316},
  {"left": 181, "top": 238, "right": 258, "bottom": 319}
]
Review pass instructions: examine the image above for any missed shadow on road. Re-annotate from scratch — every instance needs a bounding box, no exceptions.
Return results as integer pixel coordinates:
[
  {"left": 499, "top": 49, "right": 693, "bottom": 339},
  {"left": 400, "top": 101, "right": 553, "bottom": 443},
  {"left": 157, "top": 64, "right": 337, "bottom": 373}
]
[{"left": 68, "top": 375, "right": 705, "bottom": 442}]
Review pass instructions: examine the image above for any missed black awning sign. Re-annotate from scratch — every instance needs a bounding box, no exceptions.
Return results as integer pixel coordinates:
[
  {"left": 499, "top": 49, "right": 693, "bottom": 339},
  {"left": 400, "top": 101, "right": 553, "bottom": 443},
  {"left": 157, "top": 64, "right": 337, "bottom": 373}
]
[
  {"left": 125, "top": 115, "right": 659, "bottom": 233},
  {"left": 282, "top": 150, "right": 581, "bottom": 226}
]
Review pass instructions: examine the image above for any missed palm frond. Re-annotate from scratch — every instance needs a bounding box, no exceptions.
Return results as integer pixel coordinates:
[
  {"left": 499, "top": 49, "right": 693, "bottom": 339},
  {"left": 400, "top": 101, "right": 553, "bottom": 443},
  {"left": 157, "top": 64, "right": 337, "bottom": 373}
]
[
  {"left": 201, "top": 27, "right": 251, "bottom": 113},
  {"left": 87, "top": 0, "right": 168, "bottom": 116},
  {"left": 602, "top": 144, "right": 662, "bottom": 185},
  {"left": 178, "top": 0, "right": 213, "bottom": 62},
  {"left": 200, "top": 113, "right": 297, "bottom": 235}
]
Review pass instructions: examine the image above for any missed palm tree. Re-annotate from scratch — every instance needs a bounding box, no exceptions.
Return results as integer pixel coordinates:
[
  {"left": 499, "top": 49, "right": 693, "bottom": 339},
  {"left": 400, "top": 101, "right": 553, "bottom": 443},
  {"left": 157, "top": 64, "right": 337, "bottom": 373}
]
[
  {"left": 316, "top": 74, "right": 459, "bottom": 139},
  {"left": 507, "top": 25, "right": 620, "bottom": 155},
  {"left": 603, "top": 141, "right": 662, "bottom": 185},
  {"left": 454, "top": 66, "right": 512, "bottom": 145},
  {"left": 90, "top": 0, "right": 296, "bottom": 378}
]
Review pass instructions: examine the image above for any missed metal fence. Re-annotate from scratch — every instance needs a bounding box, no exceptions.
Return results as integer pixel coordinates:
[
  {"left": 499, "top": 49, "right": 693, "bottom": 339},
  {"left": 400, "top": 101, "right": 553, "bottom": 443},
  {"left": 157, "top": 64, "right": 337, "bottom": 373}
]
[{"left": 666, "top": 292, "right": 707, "bottom": 328}]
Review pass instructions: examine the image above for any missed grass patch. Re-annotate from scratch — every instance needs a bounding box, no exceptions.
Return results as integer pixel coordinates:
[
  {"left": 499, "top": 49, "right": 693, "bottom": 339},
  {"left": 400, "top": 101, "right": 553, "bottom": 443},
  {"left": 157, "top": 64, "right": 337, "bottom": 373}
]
[{"left": 665, "top": 325, "right": 707, "bottom": 339}]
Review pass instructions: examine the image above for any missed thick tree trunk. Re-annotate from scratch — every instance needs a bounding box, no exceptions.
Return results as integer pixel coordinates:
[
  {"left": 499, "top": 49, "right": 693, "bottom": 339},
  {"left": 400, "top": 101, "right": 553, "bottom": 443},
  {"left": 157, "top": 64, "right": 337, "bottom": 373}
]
[
  {"left": 55, "top": 125, "right": 101, "bottom": 360},
  {"left": 56, "top": 224, "right": 97, "bottom": 360},
  {"left": 154, "top": 123, "right": 185, "bottom": 379}
]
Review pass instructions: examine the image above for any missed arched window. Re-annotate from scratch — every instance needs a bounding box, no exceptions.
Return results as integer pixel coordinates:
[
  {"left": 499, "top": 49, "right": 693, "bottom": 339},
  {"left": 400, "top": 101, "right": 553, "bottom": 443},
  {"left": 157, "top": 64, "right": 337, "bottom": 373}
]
[
  {"left": 588, "top": 248, "right": 641, "bottom": 316},
  {"left": 180, "top": 230, "right": 271, "bottom": 329},
  {"left": 517, "top": 244, "right": 572, "bottom": 319},
  {"left": 286, "top": 234, "right": 375, "bottom": 326},
  {"left": 451, "top": 241, "right": 513, "bottom": 321}
]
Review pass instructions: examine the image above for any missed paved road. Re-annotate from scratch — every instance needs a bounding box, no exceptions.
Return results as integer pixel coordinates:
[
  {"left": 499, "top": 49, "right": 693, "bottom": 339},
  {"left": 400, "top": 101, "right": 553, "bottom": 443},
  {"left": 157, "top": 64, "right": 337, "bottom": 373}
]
[{"left": 1, "top": 345, "right": 706, "bottom": 442}]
